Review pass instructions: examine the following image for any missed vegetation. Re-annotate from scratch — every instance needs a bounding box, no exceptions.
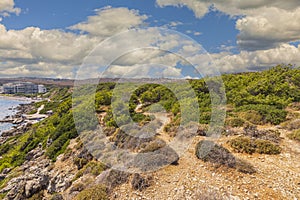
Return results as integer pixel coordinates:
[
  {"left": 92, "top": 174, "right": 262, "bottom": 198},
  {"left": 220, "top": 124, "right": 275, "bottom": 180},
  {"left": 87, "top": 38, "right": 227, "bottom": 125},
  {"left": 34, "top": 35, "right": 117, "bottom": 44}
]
[
  {"left": 228, "top": 136, "right": 281, "bottom": 155},
  {"left": 226, "top": 117, "right": 245, "bottom": 127},
  {"left": 0, "top": 65, "right": 299, "bottom": 192},
  {"left": 74, "top": 184, "right": 108, "bottom": 200},
  {"left": 74, "top": 161, "right": 106, "bottom": 181}
]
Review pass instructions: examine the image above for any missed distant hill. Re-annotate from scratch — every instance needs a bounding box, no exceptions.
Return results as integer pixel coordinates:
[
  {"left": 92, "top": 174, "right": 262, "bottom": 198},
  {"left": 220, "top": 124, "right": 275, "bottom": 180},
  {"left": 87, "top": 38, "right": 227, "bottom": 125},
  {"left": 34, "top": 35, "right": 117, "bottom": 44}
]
[{"left": 0, "top": 77, "right": 74, "bottom": 86}]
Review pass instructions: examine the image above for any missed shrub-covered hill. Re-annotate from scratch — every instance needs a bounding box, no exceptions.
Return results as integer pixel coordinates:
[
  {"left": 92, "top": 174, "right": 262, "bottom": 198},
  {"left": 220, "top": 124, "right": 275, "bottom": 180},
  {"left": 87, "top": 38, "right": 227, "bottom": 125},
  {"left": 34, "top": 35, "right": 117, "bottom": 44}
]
[{"left": 0, "top": 65, "right": 300, "bottom": 199}]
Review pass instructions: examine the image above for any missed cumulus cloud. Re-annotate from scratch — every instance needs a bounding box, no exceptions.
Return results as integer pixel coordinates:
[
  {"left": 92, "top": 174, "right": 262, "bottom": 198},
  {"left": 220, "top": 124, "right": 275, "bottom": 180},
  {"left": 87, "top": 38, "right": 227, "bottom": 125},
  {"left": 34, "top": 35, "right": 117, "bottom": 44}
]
[
  {"left": 74, "top": 27, "right": 214, "bottom": 79},
  {"left": 213, "top": 44, "right": 300, "bottom": 73},
  {"left": 0, "top": 7, "right": 151, "bottom": 78},
  {"left": 0, "top": 24, "right": 98, "bottom": 62},
  {"left": 1, "top": 3, "right": 299, "bottom": 78},
  {"left": 236, "top": 7, "right": 300, "bottom": 50},
  {"left": 0, "top": 0, "right": 20, "bottom": 16},
  {"left": 156, "top": 0, "right": 209, "bottom": 18},
  {"left": 156, "top": 0, "right": 300, "bottom": 51},
  {"left": 157, "top": 0, "right": 300, "bottom": 17},
  {"left": 0, "top": 24, "right": 100, "bottom": 78},
  {"left": 69, "top": 7, "right": 148, "bottom": 37}
]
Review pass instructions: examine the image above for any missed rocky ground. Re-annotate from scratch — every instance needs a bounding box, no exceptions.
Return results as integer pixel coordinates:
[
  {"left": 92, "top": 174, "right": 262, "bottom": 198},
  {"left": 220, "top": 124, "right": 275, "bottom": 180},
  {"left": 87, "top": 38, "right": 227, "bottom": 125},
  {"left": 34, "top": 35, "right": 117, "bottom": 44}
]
[
  {"left": 0, "top": 105, "right": 300, "bottom": 200},
  {"left": 110, "top": 131, "right": 300, "bottom": 200}
]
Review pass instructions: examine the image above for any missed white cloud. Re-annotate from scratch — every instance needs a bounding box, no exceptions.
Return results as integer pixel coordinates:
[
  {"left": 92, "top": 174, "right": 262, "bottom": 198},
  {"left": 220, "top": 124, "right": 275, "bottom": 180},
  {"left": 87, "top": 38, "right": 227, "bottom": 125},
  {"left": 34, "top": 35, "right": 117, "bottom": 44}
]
[
  {"left": 0, "top": 24, "right": 98, "bottom": 63},
  {"left": 236, "top": 7, "right": 300, "bottom": 50},
  {"left": 156, "top": 0, "right": 300, "bottom": 17},
  {"left": 156, "top": 0, "right": 300, "bottom": 51},
  {"left": 156, "top": 0, "right": 209, "bottom": 18},
  {"left": 1, "top": 3, "right": 299, "bottom": 78},
  {"left": 213, "top": 44, "right": 300, "bottom": 73},
  {"left": 69, "top": 7, "right": 148, "bottom": 37},
  {"left": 0, "top": 0, "right": 20, "bottom": 16},
  {"left": 0, "top": 24, "right": 101, "bottom": 78},
  {"left": 0, "top": 7, "right": 150, "bottom": 78},
  {"left": 193, "top": 32, "right": 201, "bottom": 36}
]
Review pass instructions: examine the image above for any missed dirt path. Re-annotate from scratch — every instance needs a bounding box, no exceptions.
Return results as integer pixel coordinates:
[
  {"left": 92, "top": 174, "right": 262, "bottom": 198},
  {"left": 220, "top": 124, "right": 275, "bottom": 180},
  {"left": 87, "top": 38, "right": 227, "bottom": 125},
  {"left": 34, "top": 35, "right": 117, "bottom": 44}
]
[
  {"left": 37, "top": 104, "right": 44, "bottom": 114},
  {"left": 135, "top": 101, "right": 172, "bottom": 142}
]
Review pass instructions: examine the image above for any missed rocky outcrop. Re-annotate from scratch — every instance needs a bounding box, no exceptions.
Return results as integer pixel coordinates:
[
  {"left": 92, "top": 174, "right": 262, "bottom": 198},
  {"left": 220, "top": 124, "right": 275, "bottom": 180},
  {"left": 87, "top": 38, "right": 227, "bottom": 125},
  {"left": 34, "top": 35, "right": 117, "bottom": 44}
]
[
  {"left": 0, "top": 148, "right": 50, "bottom": 200},
  {"left": 47, "top": 171, "right": 73, "bottom": 194},
  {"left": 1, "top": 123, "right": 32, "bottom": 137}
]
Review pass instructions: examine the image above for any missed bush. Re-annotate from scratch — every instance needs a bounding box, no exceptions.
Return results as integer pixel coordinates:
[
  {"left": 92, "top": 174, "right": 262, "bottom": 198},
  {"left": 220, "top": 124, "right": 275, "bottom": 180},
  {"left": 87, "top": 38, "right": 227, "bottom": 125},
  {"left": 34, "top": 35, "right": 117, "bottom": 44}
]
[
  {"left": 255, "top": 139, "right": 281, "bottom": 154},
  {"left": 74, "top": 161, "right": 105, "bottom": 180},
  {"left": 243, "top": 125, "right": 281, "bottom": 143},
  {"left": 228, "top": 136, "right": 281, "bottom": 155},
  {"left": 287, "top": 129, "right": 300, "bottom": 142},
  {"left": 239, "top": 111, "right": 263, "bottom": 125},
  {"left": 74, "top": 184, "right": 107, "bottom": 200},
  {"left": 237, "top": 104, "right": 287, "bottom": 125},
  {"left": 226, "top": 117, "right": 245, "bottom": 127},
  {"left": 228, "top": 137, "right": 256, "bottom": 154}
]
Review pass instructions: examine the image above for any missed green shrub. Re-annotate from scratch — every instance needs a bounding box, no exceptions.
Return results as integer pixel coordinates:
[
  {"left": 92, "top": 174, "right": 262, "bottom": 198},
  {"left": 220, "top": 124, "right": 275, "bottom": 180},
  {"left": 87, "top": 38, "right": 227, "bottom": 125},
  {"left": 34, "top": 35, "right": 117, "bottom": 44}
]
[
  {"left": 228, "top": 137, "right": 256, "bottom": 154},
  {"left": 199, "top": 112, "right": 211, "bottom": 124},
  {"left": 243, "top": 125, "right": 281, "bottom": 143},
  {"left": 74, "top": 161, "right": 105, "bottom": 180},
  {"left": 237, "top": 104, "right": 287, "bottom": 125},
  {"left": 228, "top": 136, "right": 281, "bottom": 155},
  {"left": 239, "top": 111, "right": 263, "bottom": 125},
  {"left": 226, "top": 117, "right": 245, "bottom": 127},
  {"left": 74, "top": 184, "right": 107, "bottom": 200},
  {"left": 255, "top": 139, "right": 281, "bottom": 154}
]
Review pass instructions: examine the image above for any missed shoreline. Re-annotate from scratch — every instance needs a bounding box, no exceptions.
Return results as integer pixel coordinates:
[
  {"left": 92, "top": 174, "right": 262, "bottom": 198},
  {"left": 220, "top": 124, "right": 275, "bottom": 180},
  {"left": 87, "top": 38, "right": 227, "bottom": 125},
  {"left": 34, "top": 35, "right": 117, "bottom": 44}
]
[
  {"left": 0, "top": 104, "right": 34, "bottom": 137},
  {"left": 0, "top": 95, "right": 45, "bottom": 136},
  {"left": 0, "top": 94, "right": 44, "bottom": 103}
]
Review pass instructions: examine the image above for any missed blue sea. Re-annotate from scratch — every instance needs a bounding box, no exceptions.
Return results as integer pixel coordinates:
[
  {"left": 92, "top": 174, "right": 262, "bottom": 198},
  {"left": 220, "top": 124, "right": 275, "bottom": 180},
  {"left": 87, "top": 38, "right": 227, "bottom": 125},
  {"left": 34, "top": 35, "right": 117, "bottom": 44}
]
[{"left": 0, "top": 97, "right": 30, "bottom": 135}]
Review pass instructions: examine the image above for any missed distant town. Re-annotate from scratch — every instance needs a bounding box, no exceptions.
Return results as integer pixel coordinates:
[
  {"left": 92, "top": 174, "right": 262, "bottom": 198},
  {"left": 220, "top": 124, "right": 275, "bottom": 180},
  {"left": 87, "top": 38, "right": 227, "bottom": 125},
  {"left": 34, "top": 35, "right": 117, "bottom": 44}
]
[{"left": 0, "top": 82, "right": 47, "bottom": 94}]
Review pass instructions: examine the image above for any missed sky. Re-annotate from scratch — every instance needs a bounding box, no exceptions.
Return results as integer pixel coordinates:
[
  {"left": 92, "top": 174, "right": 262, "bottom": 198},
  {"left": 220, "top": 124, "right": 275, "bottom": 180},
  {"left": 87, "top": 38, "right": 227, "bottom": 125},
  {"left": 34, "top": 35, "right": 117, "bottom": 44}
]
[{"left": 0, "top": 0, "right": 300, "bottom": 78}]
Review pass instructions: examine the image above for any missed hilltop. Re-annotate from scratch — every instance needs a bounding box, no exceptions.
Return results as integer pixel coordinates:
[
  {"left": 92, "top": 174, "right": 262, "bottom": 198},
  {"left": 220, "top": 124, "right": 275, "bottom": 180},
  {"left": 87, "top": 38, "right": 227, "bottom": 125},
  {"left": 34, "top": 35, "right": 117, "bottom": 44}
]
[{"left": 0, "top": 65, "right": 300, "bottom": 199}]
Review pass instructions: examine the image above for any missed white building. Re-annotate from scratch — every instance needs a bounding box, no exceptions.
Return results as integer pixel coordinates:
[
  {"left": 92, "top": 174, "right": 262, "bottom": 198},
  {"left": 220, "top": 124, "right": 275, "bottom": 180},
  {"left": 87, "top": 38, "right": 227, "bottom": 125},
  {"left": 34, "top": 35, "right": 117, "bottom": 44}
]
[
  {"left": 38, "top": 85, "right": 47, "bottom": 93},
  {"left": 2, "top": 82, "right": 47, "bottom": 94}
]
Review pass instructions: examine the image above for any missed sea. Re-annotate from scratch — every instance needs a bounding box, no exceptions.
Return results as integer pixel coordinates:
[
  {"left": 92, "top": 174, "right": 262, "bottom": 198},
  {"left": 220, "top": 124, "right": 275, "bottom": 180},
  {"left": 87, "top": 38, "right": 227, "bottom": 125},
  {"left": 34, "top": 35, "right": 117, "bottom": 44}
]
[{"left": 0, "top": 96, "right": 31, "bottom": 135}]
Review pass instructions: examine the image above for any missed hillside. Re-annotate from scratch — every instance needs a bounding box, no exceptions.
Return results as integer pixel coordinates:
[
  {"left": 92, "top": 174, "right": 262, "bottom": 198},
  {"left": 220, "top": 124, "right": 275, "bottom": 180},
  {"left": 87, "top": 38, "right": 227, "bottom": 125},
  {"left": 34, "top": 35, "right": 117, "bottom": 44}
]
[{"left": 0, "top": 65, "right": 300, "bottom": 199}]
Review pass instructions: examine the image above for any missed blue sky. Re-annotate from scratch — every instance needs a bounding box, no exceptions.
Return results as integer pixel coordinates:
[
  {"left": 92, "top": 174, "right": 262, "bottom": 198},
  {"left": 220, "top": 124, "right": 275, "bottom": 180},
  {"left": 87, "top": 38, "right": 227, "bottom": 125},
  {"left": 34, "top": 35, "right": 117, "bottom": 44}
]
[
  {"left": 3, "top": 0, "right": 237, "bottom": 53},
  {"left": 0, "top": 0, "right": 300, "bottom": 78}
]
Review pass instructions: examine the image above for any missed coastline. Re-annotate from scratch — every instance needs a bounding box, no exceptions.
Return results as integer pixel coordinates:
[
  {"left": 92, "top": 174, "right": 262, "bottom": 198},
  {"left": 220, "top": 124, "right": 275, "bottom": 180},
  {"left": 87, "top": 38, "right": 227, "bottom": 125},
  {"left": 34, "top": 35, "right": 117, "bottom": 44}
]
[
  {"left": 0, "top": 95, "right": 39, "bottom": 136},
  {"left": 0, "top": 94, "right": 43, "bottom": 103}
]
